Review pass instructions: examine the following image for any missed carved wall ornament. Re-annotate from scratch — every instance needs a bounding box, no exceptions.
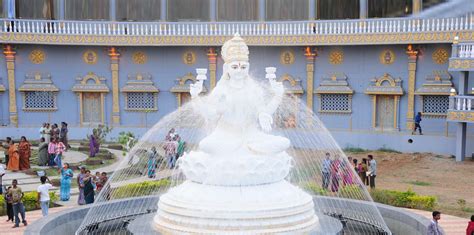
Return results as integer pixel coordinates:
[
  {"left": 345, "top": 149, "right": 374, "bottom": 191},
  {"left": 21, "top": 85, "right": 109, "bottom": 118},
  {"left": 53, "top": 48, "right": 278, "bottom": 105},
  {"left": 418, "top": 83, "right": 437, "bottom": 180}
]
[
  {"left": 379, "top": 49, "right": 396, "bottom": 65},
  {"left": 182, "top": 50, "right": 196, "bottom": 65},
  {"left": 83, "top": 50, "right": 98, "bottom": 65},
  {"left": 432, "top": 48, "right": 449, "bottom": 64},
  {"left": 29, "top": 49, "right": 45, "bottom": 64},
  {"left": 329, "top": 49, "right": 344, "bottom": 65},
  {"left": 132, "top": 51, "right": 147, "bottom": 64},
  {"left": 280, "top": 50, "right": 295, "bottom": 65}
]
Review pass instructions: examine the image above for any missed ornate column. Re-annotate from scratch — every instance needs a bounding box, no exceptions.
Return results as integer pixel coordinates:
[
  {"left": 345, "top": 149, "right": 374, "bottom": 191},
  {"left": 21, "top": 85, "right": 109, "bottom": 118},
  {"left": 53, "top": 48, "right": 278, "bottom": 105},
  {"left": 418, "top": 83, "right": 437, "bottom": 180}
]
[
  {"left": 109, "top": 0, "right": 117, "bottom": 21},
  {"left": 360, "top": 0, "right": 368, "bottom": 19},
  {"left": 405, "top": 45, "right": 419, "bottom": 131},
  {"left": 210, "top": 0, "right": 217, "bottom": 21},
  {"left": 160, "top": 0, "right": 167, "bottom": 21},
  {"left": 258, "top": 0, "right": 265, "bottom": 21},
  {"left": 308, "top": 0, "right": 316, "bottom": 20},
  {"left": 207, "top": 47, "right": 217, "bottom": 90},
  {"left": 412, "top": 0, "right": 423, "bottom": 15},
  {"left": 109, "top": 47, "right": 121, "bottom": 125},
  {"left": 3, "top": 45, "right": 17, "bottom": 127},
  {"left": 305, "top": 47, "right": 316, "bottom": 111}
]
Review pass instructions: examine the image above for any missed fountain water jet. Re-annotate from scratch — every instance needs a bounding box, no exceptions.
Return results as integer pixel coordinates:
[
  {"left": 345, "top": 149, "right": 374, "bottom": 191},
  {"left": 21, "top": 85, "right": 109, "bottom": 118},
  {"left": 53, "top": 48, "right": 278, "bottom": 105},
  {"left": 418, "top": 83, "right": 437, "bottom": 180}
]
[{"left": 76, "top": 34, "right": 391, "bottom": 235}]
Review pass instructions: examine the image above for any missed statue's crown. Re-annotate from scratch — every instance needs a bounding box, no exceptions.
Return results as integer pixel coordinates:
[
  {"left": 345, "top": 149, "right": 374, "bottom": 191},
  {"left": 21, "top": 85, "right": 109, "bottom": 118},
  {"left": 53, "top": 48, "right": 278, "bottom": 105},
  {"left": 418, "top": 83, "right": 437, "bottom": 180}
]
[{"left": 221, "top": 33, "right": 249, "bottom": 63}]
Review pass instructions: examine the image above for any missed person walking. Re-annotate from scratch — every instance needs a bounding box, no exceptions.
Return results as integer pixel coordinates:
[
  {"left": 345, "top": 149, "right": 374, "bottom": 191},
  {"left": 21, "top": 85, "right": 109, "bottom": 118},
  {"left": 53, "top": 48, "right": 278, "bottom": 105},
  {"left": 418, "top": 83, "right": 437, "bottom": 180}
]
[
  {"left": 18, "top": 136, "right": 31, "bottom": 170},
  {"left": 47, "top": 138, "right": 57, "bottom": 166},
  {"left": 59, "top": 122, "right": 69, "bottom": 151},
  {"left": 359, "top": 158, "right": 368, "bottom": 186},
  {"left": 8, "top": 179, "right": 27, "bottom": 228},
  {"left": 368, "top": 155, "right": 377, "bottom": 189},
  {"left": 60, "top": 163, "right": 73, "bottom": 201},
  {"left": 413, "top": 112, "right": 423, "bottom": 135},
  {"left": 427, "top": 211, "right": 443, "bottom": 235},
  {"left": 38, "top": 137, "right": 49, "bottom": 166},
  {"left": 147, "top": 147, "right": 158, "bottom": 178},
  {"left": 83, "top": 170, "right": 95, "bottom": 204},
  {"left": 36, "top": 176, "right": 52, "bottom": 216},
  {"left": 77, "top": 167, "right": 86, "bottom": 205},
  {"left": 4, "top": 186, "right": 14, "bottom": 223},
  {"left": 44, "top": 123, "right": 51, "bottom": 144},
  {"left": 7, "top": 140, "right": 20, "bottom": 171},
  {"left": 2, "top": 137, "right": 11, "bottom": 165},
  {"left": 321, "top": 153, "right": 331, "bottom": 190},
  {"left": 53, "top": 138, "right": 66, "bottom": 169},
  {"left": 466, "top": 215, "right": 474, "bottom": 235}
]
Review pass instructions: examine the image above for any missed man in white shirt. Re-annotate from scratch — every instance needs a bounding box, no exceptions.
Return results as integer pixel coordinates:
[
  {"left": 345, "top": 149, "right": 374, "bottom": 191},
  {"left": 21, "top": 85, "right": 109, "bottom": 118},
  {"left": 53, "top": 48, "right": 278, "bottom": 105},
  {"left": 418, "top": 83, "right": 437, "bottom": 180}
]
[
  {"left": 427, "top": 211, "right": 443, "bottom": 235},
  {"left": 37, "top": 176, "right": 53, "bottom": 216},
  {"left": 368, "top": 155, "right": 377, "bottom": 189}
]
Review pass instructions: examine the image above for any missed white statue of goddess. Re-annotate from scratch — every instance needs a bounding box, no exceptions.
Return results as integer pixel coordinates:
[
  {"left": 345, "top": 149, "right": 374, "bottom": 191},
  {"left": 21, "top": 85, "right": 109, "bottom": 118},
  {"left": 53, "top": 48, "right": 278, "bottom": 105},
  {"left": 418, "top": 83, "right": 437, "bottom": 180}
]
[{"left": 189, "top": 34, "right": 290, "bottom": 155}]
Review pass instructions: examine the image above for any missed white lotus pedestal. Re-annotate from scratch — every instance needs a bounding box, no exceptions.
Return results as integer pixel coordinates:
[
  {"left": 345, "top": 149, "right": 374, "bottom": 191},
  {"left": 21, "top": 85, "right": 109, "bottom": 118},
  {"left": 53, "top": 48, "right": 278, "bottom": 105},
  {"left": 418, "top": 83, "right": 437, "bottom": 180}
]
[{"left": 153, "top": 180, "right": 319, "bottom": 234}]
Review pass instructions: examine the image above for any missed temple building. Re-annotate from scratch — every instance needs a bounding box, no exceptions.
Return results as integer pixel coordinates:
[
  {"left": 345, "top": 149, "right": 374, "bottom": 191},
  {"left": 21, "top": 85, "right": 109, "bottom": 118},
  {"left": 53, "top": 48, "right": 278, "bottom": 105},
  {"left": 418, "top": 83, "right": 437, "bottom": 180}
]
[{"left": 0, "top": 0, "right": 473, "bottom": 160}]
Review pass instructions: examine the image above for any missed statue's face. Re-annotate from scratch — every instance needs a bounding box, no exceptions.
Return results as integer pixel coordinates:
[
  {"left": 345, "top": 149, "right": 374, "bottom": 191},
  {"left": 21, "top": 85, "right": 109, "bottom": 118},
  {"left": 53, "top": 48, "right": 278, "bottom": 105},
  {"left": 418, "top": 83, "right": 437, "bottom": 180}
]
[{"left": 227, "top": 61, "right": 249, "bottom": 81}]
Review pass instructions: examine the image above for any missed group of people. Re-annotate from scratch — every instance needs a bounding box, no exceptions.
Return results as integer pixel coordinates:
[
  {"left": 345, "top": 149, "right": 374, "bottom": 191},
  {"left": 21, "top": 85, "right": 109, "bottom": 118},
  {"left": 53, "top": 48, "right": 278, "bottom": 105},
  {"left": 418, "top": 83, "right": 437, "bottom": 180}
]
[
  {"left": 39, "top": 122, "right": 69, "bottom": 148},
  {"left": 76, "top": 167, "right": 108, "bottom": 205},
  {"left": 2, "top": 136, "right": 32, "bottom": 171},
  {"left": 321, "top": 153, "right": 377, "bottom": 192},
  {"left": 163, "top": 128, "right": 185, "bottom": 169}
]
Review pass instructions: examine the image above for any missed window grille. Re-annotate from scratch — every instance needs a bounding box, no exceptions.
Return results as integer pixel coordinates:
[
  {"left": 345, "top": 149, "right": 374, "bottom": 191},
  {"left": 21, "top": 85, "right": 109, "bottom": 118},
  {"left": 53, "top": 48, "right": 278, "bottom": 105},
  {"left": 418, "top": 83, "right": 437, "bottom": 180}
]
[
  {"left": 126, "top": 92, "right": 156, "bottom": 110},
  {"left": 320, "top": 94, "right": 350, "bottom": 112},
  {"left": 422, "top": 95, "right": 449, "bottom": 114},
  {"left": 24, "top": 91, "right": 56, "bottom": 110}
]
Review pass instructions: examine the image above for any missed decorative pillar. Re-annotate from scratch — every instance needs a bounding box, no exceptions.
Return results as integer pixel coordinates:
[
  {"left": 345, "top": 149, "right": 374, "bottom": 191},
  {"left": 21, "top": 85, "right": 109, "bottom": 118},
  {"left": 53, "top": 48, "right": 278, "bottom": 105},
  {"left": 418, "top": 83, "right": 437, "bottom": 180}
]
[
  {"left": 258, "top": 0, "right": 265, "bottom": 21},
  {"left": 309, "top": 0, "right": 316, "bottom": 20},
  {"left": 207, "top": 47, "right": 217, "bottom": 90},
  {"left": 109, "top": 0, "right": 116, "bottom": 21},
  {"left": 3, "top": 45, "right": 17, "bottom": 127},
  {"left": 360, "top": 0, "right": 368, "bottom": 19},
  {"left": 412, "top": 0, "right": 423, "bottom": 15},
  {"left": 406, "top": 44, "right": 418, "bottom": 131},
  {"left": 456, "top": 123, "right": 467, "bottom": 161},
  {"left": 59, "top": 0, "right": 65, "bottom": 20},
  {"left": 304, "top": 47, "right": 316, "bottom": 120},
  {"left": 210, "top": 0, "right": 217, "bottom": 21},
  {"left": 458, "top": 71, "right": 469, "bottom": 95},
  {"left": 109, "top": 47, "right": 121, "bottom": 125},
  {"left": 160, "top": 0, "right": 167, "bottom": 21},
  {"left": 6, "top": 0, "right": 15, "bottom": 18}
]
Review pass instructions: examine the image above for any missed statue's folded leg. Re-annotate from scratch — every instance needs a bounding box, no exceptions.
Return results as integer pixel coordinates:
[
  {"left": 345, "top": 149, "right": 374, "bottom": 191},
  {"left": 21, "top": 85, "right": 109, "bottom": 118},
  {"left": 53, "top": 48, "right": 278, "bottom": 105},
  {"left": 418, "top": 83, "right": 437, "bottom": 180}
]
[{"left": 246, "top": 133, "right": 290, "bottom": 154}]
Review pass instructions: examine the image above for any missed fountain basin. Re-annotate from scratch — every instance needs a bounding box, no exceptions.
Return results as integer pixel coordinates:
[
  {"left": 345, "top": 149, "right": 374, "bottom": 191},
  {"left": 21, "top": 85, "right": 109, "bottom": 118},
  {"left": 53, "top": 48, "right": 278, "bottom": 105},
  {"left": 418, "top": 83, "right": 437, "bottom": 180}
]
[{"left": 154, "top": 180, "right": 319, "bottom": 234}]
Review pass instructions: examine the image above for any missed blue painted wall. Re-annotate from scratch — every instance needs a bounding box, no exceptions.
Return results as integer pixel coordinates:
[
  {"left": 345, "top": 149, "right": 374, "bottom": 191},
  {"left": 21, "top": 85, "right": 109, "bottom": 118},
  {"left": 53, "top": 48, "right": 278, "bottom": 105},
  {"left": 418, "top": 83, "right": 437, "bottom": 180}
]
[{"left": 1, "top": 44, "right": 473, "bottom": 157}]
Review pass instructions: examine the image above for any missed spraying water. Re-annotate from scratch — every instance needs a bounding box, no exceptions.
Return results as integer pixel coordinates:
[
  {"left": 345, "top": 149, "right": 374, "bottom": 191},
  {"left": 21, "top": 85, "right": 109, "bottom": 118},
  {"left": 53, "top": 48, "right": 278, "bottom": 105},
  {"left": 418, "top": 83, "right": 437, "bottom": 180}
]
[{"left": 77, "top": 34, "right": 391, "bottom": 234}]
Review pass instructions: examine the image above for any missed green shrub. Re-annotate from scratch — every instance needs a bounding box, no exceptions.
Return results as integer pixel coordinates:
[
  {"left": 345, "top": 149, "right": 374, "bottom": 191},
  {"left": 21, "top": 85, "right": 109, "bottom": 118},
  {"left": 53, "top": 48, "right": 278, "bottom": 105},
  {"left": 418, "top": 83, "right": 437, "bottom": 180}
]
[
  {"left": 370, "top": 188, "right": 436, "bottom": 211},
  {"left": 112, "top": 179, "right": 171, "bottom": 199},
  {"left": 377, "top": 146, "right": 402, "bottom": 153},
  {"left": 407, "top": 195, "right": 436, "bottom": 210},
  {"left": 0, "top": 191, "right": 58, "bottom": 216},
  {"left": 338, "top": 185, "right": 364, "bottom": 198},
  {"left": 343, "top": 147, "right": 367, "bottom": 153},
  {"left": 303, "top": 182, "right": 328, "bottom": 196},
  {"left": 406, "top": 180, "right": 432, "bottom": 186}
]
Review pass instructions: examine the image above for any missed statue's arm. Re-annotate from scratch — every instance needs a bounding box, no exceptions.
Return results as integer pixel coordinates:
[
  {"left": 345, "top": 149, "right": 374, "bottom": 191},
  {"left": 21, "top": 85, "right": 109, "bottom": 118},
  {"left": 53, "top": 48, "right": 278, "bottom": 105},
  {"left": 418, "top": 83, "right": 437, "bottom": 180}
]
[
  {"left": 189, "top": 82, "right": 222, "bottom": 122},
  {"left": 258, "top": 80, "right": 284, "bottom": 132}
]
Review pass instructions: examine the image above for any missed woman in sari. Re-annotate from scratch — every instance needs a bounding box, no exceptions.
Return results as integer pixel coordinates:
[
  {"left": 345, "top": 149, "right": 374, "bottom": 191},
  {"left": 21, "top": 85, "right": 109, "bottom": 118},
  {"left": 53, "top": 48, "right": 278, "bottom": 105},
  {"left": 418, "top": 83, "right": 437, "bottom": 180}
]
[
  {"left": 59, "top": 163, "right": 73, "bottom": 201},
  {"left": 77, "top": 167, "right": 86, "bottom": 205},
  {"left": 83, "top": 170, "right": 95, "bottom": 204},
  {"left": 37, "top": 137, "right": 49, "bottom": 166},
  {"left": 18, "top": 136, "right": 31, "bottom": 170},
  {"left": 147, "top": 147, "right": 158, "bottom": 178},
  {"left": 7, "top": 140, "right": 19, "bottom": 171},
  {"left": 89, "top": 134, "right": 99, "bottom": 158},
  {"left": 60, "top": 122, "right": 69, "bottom": 151},
  {"left": 330, "top": 157, "right": 341, "bottom": 192}
]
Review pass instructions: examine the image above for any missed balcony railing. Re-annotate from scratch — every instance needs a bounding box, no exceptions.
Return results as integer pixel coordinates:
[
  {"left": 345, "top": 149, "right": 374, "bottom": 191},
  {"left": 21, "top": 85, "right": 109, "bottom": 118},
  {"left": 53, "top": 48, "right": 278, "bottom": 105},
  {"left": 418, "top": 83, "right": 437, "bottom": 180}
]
[
  {"left": 449, "top": 95, "right": 474, "bottom": 111},
  {"left": 1, "top": 14, "right": 473, "bottom": 37},
  {"left": 455, "top": 43, "right": 474, "bottom": 58}
]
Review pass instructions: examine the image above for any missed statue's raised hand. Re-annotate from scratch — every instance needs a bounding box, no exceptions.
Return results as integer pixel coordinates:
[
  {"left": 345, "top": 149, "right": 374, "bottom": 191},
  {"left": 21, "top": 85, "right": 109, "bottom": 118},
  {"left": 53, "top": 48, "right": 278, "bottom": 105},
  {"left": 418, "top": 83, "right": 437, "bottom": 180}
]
[
  {"left": 190, "top": 80, "right": 203, "bottom": 99},
  {"left": 259, "top": 112, "right": 273, "bottom": 132},
  {"left": 270, "top": 79, "right": 284, "bottom": 97}
]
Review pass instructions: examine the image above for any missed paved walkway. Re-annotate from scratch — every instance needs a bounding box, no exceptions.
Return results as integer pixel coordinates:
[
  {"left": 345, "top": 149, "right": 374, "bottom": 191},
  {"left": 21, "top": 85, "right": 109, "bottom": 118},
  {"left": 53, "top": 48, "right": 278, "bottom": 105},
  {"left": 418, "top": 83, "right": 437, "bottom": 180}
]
[
  {"left": 0, "top": 206, "right": 74, "bottom": 235},
  {"left": 404, "top": 208, "right": 469, "bottom": 235}
]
